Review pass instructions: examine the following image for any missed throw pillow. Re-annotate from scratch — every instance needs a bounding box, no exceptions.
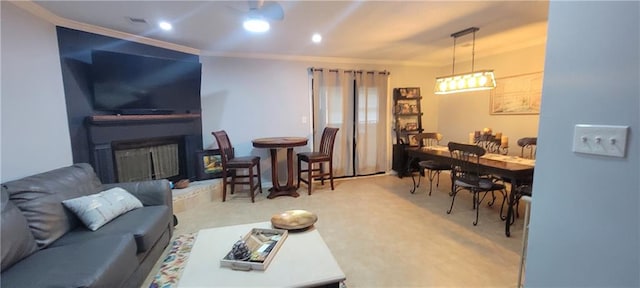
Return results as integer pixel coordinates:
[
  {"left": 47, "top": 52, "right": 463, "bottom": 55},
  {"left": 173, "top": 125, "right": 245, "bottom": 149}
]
[{"left": 62, "top": 187, "right": 143, "bottom": 231}]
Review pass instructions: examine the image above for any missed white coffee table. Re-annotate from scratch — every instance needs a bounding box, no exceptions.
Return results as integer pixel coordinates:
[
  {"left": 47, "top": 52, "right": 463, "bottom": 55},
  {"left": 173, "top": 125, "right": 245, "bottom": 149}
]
[{"left": 178, "top": 221, "right": 346, "bottom": 287}]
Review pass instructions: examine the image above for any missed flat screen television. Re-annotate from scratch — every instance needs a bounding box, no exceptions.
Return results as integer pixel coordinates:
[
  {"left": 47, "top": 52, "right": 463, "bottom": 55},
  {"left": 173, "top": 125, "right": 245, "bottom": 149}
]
[{"left": 91, "top": 50, "right": 202, "bottom": 115}]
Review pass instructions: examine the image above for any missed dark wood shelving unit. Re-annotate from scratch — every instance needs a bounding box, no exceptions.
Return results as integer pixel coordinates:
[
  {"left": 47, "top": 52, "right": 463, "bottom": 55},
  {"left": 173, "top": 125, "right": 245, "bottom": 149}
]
[{"left": 392, "top": 87, "right": 423, "bottom": 177}]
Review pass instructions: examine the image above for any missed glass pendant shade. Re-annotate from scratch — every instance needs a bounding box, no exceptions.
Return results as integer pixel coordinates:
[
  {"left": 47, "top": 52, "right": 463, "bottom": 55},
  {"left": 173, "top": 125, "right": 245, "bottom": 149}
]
[{"left": 434, "top": 70, "right": 496, "bottom": 94}]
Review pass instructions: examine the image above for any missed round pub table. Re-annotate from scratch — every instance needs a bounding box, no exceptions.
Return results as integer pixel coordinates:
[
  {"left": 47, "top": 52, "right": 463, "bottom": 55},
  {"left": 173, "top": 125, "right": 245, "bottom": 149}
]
[{"left": 252, "top": 137, "right": 308, "bottom": 199}]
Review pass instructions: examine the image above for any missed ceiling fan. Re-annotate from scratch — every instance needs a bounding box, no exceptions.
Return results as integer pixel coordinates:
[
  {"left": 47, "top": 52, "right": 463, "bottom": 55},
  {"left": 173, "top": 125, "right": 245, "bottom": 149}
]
[
  {"left": 237, "top": 0, "right": 284, "bottom": 32},
  {"left": 246, "top": 0, "right": 284, "bottom": 21}
]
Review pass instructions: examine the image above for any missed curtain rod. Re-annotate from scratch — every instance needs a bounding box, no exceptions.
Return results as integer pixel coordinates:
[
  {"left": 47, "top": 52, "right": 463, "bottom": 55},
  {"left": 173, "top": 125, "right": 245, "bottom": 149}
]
[{"left": 309, "top": 67, "right": 390, "bottom": 75}]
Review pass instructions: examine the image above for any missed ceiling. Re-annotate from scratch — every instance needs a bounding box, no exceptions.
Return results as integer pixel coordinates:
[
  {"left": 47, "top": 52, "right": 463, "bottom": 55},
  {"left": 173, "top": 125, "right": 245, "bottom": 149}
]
[{"left": 33, "top": 0, "right": 549, "bottom": 66}]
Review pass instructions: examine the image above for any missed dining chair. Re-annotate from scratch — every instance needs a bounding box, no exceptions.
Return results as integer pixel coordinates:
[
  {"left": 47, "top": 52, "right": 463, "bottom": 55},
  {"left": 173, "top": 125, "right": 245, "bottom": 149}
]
[
  {"left": 297, "top": 127, "right": 339, "bottom": 195},
  {"left": 410, "top": 133, "right": 452, "bottom": 196},
  {"left": 212, "top": 130, "right": 262, "bottom": 202},
  {"left": 500, "top": 136, "right": 537, "bottom": 219},
  {"left": 447, "top": 142, "right": 507, "bottom": 225},
  {"left": 517, "top": 137, "right": 537, "bottom": 159}
]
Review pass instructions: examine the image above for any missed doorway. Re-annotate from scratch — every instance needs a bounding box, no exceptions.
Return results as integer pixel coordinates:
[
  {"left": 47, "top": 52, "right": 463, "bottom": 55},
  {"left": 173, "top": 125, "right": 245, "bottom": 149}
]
[{"left": 309, "top": 68, "right": 390, "bottom": 177}]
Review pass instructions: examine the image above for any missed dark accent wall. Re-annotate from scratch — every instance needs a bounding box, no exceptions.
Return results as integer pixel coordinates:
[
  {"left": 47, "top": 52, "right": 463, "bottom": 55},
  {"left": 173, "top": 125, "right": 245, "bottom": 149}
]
[{"left": 56, "top": 27, "right": 203, "bottom": 183}]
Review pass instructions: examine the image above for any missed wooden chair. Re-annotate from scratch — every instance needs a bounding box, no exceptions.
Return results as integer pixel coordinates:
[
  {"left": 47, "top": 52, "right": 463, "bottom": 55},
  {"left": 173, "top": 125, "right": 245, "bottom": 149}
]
[
  {"left": 447, "top": 142, "right": 507, "bottom": 225},
  {"left": 212, "top": 130, "right": 262, "bottom": 202},
  {"left": 297, "top": 127, "right": 339, "bottom": 195},
  {"left": 410, "top": 133, "right": 452, "bottom": 195}
]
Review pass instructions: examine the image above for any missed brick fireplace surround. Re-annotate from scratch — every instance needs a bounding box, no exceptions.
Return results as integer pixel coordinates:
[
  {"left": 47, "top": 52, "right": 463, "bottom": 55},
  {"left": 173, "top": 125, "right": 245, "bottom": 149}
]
[{"left": 86, "top": 113, "right": 203, "bottom": 184}]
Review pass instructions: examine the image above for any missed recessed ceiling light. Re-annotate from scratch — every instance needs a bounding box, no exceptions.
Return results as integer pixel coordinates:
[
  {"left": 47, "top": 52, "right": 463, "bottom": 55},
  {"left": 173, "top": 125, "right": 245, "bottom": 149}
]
[
  {"left": 243, "top": 18, "right": 270, "bottom": 33},
  {"left": 158, "top": 21, "right": 172, "bottom": 31},
  {"left": 312, "top": 33, "right": 322, "bottom": 43}
]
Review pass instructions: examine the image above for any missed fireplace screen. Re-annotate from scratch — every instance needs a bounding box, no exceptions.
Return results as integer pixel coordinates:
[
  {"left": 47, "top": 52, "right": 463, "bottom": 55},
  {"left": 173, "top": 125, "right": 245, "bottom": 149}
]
[{"left": 115, "top": 143, "right": 179, "bottom": 182}]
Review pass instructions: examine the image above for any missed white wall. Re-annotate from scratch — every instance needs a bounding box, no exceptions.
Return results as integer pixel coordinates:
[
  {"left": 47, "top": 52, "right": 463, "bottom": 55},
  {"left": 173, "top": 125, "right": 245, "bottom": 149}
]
[
  {"left": 200, "top": 56, "right": 432, "bottom": 182},
  {"left": 435, "top": 44, "right": 546, "bottom": 152},
  {"left": 526, "top": 2, "right": 639, "bottom": 286},
  {"left": 1, "top": 2, "right": 72, "bottom": 182}
]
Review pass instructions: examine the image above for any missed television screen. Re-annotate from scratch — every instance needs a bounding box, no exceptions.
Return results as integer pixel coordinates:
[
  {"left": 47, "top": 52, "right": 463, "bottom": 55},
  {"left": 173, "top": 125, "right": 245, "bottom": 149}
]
[{"left": 91, "top": 50, "right": 202, "bottom": 114}]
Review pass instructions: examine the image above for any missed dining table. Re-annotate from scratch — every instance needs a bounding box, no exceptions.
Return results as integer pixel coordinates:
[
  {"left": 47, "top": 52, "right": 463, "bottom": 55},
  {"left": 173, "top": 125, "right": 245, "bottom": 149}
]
[
  {"left": 252, "top": 137, "right": 308, "bottom": 199},
  {"left": 406, "top": 145, "right": 535, "bottom": 237}
]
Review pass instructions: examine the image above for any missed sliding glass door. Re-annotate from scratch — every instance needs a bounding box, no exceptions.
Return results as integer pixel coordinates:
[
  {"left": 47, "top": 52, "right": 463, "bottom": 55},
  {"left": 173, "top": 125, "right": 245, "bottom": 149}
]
[{"left": 310, "top": 68, "right": 390, "bottom": 177}]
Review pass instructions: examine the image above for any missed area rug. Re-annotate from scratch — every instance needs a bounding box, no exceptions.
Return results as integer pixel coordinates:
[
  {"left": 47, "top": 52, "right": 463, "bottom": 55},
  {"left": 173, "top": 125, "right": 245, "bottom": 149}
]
[{"left": 149, "top": 232, "right": 198, "bottom": 288}]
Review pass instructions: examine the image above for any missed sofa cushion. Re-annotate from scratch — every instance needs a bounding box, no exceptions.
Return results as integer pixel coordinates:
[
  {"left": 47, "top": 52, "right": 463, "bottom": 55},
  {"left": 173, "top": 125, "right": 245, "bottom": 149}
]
[
  {"left": 0, "top": 234, "right": 138, "bottom": 288},
  {"left": 62, "top": 187, "right": 143, "bottom": 231},
  {"left": 50, "top": 205, "right": 171, "bottom": 253},
  {"left": 1, "top": 187, "right": 38, "bottom": 272},
  {"left": 2, "top": 163, "right": 102, "bottom": 248}
]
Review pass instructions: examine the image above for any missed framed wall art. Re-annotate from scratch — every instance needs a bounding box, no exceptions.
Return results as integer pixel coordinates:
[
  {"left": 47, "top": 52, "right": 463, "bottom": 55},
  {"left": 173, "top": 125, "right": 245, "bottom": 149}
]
[
  {"left": 408, "top": 133, "right": 420, "bottom": 147},
  {"left": 196, "top": 149, "right": 223, "bottom": 180},
  {"left": 490, "top": 72, "right": 543, "bottom": 115}
]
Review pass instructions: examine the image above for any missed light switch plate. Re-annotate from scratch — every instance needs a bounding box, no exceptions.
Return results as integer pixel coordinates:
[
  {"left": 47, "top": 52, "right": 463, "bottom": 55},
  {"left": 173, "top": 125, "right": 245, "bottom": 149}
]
[{"left": 572, "top": 124, "right": 629, "bottom": 157}]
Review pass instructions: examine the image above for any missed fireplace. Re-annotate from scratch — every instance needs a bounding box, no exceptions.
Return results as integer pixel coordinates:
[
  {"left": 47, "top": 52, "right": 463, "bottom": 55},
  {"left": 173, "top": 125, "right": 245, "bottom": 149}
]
[
  {"left": 113, "top": 136, "right": 183, "bottom": 182},
  {"left": 86, "top": 114, "right": 203, "bottom": 184}
]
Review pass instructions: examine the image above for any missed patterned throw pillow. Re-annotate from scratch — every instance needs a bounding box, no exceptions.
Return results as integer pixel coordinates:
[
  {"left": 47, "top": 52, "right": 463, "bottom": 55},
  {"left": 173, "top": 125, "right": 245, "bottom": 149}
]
[{"left": 62, "top": 187, "right": 143, "bottom": 231}]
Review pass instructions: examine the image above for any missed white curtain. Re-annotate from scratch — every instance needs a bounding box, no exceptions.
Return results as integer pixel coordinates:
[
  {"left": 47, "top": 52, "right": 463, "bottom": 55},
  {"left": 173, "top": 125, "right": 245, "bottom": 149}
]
[
  {"left": 355, "top": 72, "right": 389, "bottom": 175},
  {"left": 312, "top": 69, "right": 354, "bottom": 177},
  {"left": 311, "top": 68, "right": 390, "bottom": 177}
]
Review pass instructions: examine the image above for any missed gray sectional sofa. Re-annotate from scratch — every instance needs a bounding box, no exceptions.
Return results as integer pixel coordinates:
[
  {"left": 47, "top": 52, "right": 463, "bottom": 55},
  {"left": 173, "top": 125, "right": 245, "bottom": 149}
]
[{"left": 1, "top": 163, "right": 174, "bottom": 287}]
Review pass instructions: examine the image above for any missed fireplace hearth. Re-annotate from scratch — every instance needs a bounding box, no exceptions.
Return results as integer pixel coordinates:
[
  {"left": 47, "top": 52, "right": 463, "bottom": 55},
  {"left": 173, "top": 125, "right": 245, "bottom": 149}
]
[{"left": 86, "top": 114, "right": 203, "bottom": 184}]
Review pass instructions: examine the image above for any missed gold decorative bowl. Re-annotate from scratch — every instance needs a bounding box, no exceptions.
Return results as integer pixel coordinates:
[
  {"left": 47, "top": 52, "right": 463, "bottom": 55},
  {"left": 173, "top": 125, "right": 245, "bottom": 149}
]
[{"left": 270, "top": 210, "right": 318, "bottom": 230}]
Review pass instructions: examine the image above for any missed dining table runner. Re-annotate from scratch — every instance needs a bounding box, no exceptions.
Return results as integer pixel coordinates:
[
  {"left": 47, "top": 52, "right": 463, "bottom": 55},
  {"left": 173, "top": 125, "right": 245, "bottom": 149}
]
[{"left": 423, "top": 146, "right": 535, "bottom": 166}]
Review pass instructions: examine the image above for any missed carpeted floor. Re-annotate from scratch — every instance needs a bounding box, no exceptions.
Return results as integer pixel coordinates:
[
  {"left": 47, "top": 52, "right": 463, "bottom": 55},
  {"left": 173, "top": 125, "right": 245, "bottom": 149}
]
[{"left": 143, "top": 174, "right": 527, "bottom": 287}]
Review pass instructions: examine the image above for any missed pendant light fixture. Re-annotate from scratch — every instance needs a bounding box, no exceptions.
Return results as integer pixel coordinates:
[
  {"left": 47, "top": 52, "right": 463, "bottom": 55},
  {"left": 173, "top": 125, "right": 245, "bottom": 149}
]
[{"left": 434, "top": 27, "right": 496, "bottom": 95}]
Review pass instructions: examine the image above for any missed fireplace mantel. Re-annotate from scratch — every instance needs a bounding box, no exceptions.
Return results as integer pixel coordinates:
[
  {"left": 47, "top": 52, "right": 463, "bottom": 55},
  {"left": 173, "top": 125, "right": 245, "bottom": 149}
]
[
  {"left": 88, "top": 113, "right": 201, "bottom": 125},
  {"left": 86, "top": 114, "right": 203, "bottom": 183}
]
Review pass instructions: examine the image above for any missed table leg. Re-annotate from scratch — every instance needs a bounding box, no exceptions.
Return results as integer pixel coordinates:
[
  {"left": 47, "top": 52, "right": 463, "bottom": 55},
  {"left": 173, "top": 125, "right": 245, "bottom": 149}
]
[
  {"left": 505, "top": 178, "right": 517, "bottom": 237},
  {"left": 266, "top": 148, "right": 300, "bottom": 199},
  {"left": 285, "top": 147, "right": 295, "bottom": 188},
  {"left": 269, "top": 149, "right": 281, "bottom": 191}
]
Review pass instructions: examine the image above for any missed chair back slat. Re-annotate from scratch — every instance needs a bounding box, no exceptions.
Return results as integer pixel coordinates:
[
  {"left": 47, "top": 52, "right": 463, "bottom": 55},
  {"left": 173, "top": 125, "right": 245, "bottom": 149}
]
[
  {"left": 448, "top": 142, "right": 486, "bottom": 187},
  {"left": 212, "top": 130, "right": 235, "bottom": 166},
  {"left": 319, "top": 127, "right": 339, "bottom": 155}
]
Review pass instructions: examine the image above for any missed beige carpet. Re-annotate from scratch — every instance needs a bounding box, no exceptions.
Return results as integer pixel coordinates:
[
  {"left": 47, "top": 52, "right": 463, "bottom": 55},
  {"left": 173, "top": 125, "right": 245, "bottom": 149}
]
[{"left": 143, "top": 173, "right": 526, "bottom": 287}]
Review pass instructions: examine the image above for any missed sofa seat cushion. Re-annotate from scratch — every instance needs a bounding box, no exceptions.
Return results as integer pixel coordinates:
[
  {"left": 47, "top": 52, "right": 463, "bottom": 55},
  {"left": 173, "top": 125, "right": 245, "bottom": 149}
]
[
  {"left": 1, "top": 187, "right": 38, "bottom": 272},
  {"left": 51, "top": 205, "right": 171, "bottom": 253},
  {"left": 0, "top": 234, "right": 137, "bottom": 288},
  {"left": 2, "top": 163, "right": 102, "bottom": 248}
]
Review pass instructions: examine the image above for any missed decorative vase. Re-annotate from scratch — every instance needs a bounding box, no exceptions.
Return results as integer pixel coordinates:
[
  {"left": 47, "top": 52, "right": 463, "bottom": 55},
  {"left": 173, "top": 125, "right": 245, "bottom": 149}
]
[{"left": 229, "top": 238, "right": 251, "bottom": 261}]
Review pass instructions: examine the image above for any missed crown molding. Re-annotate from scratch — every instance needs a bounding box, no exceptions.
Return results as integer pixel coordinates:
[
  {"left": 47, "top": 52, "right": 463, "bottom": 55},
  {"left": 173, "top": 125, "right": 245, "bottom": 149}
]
[
  {"left": 200, "top": 50, "right": 439, "bottom": 67},
  {"left": 11, "top": 1, "right": 201, "bottom": 56}
]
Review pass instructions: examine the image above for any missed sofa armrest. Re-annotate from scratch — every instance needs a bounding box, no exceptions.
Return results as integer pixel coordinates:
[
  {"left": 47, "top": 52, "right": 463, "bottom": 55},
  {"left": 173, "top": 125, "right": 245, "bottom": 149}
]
[{"left": 101, "top": 180, "right": 172, "bottom": 210}]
